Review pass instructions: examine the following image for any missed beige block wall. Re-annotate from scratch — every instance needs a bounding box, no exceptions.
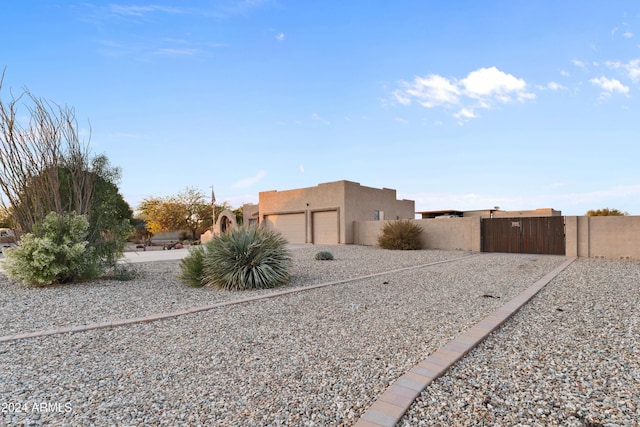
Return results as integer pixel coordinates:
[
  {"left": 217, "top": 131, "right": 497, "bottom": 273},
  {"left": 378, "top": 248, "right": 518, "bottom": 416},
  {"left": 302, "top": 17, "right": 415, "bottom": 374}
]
[
  {"left": 566, "top": 216, "right": 640, "bottom": 260},
  {"left": 353, "top": 217, "right": 481, "bottom": 251},
  {"left": 344, "top": 181, "right": 414, "bottom": 244},
  {"left": 355, "top": 215, "right": 640, "bottom": 259}
]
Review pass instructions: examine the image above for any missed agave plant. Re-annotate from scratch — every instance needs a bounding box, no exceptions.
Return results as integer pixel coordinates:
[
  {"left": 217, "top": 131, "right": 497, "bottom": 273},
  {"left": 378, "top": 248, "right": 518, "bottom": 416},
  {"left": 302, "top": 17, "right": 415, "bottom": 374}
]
[
  {"left": 314, "top": 250, "right": 334, "bottom": 260},
  {"left": 201, "top": 226, "right": 292, "bottom": 290}
]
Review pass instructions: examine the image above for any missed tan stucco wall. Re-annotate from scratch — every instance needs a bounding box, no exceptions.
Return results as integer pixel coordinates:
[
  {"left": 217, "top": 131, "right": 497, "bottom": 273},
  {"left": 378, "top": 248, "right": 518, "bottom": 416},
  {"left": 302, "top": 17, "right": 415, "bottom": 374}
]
[
  {"left": 258, "top": 180, "right": 414, "bottom": 244},
  {"left": 343, "top": 181, "right": 414, "bottom": 244},
  {"left": 242, "top": 203, "right": 259, "bottom": 226},
  {"left": 354, "top": 217, "right": 481, "bottom": 251},
  {"left": 566, "top": 216, "right": 640, "bottom": 260}
]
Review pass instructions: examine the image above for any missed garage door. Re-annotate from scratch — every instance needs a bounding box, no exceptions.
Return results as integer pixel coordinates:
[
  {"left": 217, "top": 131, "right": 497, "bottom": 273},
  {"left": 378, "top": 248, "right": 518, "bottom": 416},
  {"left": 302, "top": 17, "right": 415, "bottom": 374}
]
[
  {"left": 263, "top": 213, "right": 306, "bottom": 244},
  {"left": 312, "top": 210, "right": 339, "bottom": 244}
]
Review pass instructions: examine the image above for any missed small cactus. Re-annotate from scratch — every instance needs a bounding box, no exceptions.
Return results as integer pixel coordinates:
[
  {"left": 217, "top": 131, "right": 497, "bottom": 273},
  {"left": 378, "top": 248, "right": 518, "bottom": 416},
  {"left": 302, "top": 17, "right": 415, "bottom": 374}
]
[{"left": 314, "top": 251, "right": 334, "bottom": 261}]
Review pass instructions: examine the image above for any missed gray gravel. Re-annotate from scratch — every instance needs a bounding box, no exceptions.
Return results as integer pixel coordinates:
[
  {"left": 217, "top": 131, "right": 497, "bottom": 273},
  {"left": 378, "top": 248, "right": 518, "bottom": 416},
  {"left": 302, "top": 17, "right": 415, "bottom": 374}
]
[
  {"left": 0, "top": 246, "right": 618, "bottom": 426},
  {"left": 400, "top": 258, "right": 640, "bottom": 427},
  {"left": 0, "top": 245, "right": 463, "bottom": 337}
]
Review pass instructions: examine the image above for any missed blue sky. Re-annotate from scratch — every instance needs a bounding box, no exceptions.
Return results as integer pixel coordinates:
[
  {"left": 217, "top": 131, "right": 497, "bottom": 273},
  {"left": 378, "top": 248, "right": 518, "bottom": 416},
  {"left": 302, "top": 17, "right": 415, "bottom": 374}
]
[{"left": 2, "top": 1, "right": 640, "bottom": 216}]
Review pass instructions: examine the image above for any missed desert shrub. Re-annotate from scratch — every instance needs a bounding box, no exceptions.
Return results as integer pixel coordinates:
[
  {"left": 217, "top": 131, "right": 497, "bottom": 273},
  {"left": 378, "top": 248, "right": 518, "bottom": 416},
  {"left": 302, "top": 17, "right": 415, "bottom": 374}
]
[
  {"left": 103, "top": 263, "right": 139, "bottom": 281},
  {"left": 178, "top": 231, "right": 190, "bottom": 242},
  {"left": 314, "top": 251, "right": 334, "bottom": 260},
  {"left": 3, "top": 212, "right": 102, "bottom": 286},
  {"left": 179, "top": 245, "right": 206, "bottom": 287},
  {"left": 200, "top": 226, "right": 291, "bottom": 290},
  {"left": 378, "top": 219, "right": 424, "bottom": 250}
]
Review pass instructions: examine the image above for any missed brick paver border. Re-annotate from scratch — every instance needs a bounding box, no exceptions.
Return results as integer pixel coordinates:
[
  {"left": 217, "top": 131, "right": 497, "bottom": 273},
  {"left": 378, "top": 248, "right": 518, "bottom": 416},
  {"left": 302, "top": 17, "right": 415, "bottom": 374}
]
[{"left": 354, "top": 257, "right": 577, "bottom": 427}]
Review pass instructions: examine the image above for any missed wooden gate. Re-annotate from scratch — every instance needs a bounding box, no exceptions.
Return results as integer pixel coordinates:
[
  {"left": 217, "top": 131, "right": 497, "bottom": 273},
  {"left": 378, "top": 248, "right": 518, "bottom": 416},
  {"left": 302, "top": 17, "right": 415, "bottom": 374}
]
[{"left": 481, "top": 216, "right": 565, "bottom": 255}]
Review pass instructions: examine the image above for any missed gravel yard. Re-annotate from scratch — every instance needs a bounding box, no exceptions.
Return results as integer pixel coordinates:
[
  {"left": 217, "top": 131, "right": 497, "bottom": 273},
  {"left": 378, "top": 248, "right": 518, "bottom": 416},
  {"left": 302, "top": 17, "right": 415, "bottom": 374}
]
[
  {"left": 0, "top": 246, "right": 465, "bottom": 337},
  {"left": 0, "top": 246, "right": 636, "bottom": 426},
  {"left": 400, "top": 258, "right": 640, "bottom": 427}
]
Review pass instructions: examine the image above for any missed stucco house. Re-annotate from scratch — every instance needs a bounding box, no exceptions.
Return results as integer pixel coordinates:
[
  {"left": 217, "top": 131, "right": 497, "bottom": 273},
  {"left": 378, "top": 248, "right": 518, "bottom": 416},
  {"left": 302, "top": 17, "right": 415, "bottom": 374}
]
[{"left": 243, "top": 180, "right": 415, "bottom": 244}]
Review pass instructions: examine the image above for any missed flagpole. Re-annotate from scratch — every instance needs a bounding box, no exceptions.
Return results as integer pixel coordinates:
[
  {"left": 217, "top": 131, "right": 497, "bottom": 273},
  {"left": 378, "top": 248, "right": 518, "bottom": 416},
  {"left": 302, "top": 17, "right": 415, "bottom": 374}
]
[{"left": 211, "top": 185, "right": 216, "bottom": 234}]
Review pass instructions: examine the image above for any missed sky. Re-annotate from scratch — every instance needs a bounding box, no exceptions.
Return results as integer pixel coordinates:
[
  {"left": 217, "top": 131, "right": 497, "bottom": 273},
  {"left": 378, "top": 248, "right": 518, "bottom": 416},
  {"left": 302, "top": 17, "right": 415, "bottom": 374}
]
[{"left": 2, "top": 1, "right": 640, "bottom": 216}]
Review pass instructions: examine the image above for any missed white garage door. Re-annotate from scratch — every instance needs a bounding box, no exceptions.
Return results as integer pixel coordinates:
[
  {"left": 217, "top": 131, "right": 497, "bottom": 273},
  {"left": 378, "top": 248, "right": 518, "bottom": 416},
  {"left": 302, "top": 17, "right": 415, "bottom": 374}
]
[
  {"left": 263, "top": 213, "right": 306, "bottom": 244},
  {"left": 312, "top": 210, "right": 339, "bottom": 244}
]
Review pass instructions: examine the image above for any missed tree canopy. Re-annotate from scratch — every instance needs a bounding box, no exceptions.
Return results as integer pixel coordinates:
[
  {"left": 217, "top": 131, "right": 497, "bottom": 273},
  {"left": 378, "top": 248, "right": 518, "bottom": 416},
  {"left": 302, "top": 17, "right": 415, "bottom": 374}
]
[
  {"left": 586, "top": 208, "right": 629, "bottom": 216},
  {"left": 137, "top": 188, "right": 244, "bottom": 240},
  {"left": 0, "top": 71, "right": 132, "bottom": 269},
  {"left": 138, "top": 187, "right": 214, "bottom": 240}
]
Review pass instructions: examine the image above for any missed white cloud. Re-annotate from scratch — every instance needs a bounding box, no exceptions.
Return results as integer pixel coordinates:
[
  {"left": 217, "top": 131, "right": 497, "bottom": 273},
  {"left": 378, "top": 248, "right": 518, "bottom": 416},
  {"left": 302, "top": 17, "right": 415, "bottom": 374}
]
[
  {"left": 627, "top": 59, "right": 640, "bottom": 82},
  {"left": 232, "top": 170, "right": 267, "bottom": 188},
  {"left": 560, "top": 70, "right": 570, "bottom": 77},
  {"left": 311, "top": 113, "right": 330, "bottom": 125},
  {"left": 153, "top": 48, "right": 198, "bottom": 56},
  {"left": 400, "top": 74, "right": 460, "bottom": 107},
  {"left": 572, "top": 59, "right": 587, "bottom": 68},
  {"left": 393, "top": 90, "right": 412, "bottom": 105},
  {"left": 453, "top": 108, "right": 477, "bottom": 124},
  {"left": 624, "top": 31, "right": 634, "bottom": 38},
  {"left": 299, "top": 164, "right": 305, "bottom": 173},
  {"left": 394, "top": 66, "right": 534, "bottom": 123},
  {"left": 590, "top": 76, "right": 630, "bottom": 98},
  {"left": 395, "top": 117, "right": 409, "bottom": 124},
  {"left": 547, "top": 82, "right": 567, "bottom": 90},
  {"left": 275, "top": 32, "right": 285, "bottom": 41},
  {"left": 537, "top": 81, "right": 567, "bottom": 91},
  {"left": 460, "top": 67, "right": 532, "bottom": 102},
  {"left": 109, "top": 5, "right": 184, "bottom": 16},
  {"left": 606, "top": 58, "right": 640, "bottom": 82}
]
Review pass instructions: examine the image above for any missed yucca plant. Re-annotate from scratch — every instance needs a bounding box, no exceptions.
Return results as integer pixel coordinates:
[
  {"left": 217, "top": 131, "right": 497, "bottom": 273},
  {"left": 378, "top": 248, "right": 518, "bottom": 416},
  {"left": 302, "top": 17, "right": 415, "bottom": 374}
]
[
  {"left": 201, "top": 226, "right": 292, "bottom": 290},
  {"left": 378, "top": 219, "right": 424, "bottom": 250}
]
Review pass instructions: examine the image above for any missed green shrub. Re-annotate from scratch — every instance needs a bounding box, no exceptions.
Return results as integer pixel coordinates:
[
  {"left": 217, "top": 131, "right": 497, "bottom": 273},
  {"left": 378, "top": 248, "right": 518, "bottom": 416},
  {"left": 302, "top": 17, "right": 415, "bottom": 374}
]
[
  {"left": 200, "top": 226, "right": 292, "bottom": 290},
  {"left": 179, "top": 245, "right": 206, "bottom": 287},
  {"left": 314, "top": 251, "right": 334, "bottom": 260},
  {"left": 3, "top": 212, "right": 102, "bottom": 286},
  {"left": 178, "top": 231, "right": 190, "bottom": 242},
  {"left": 378, "top": 219, "right": 424, "bottom": 250}
]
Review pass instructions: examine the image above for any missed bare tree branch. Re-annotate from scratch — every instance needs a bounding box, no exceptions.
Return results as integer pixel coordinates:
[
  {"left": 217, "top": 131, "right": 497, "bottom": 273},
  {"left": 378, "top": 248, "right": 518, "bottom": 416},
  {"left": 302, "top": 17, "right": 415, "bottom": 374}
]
[{"left": 0, "top": 70, "right": 95, "bottom": 233}]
